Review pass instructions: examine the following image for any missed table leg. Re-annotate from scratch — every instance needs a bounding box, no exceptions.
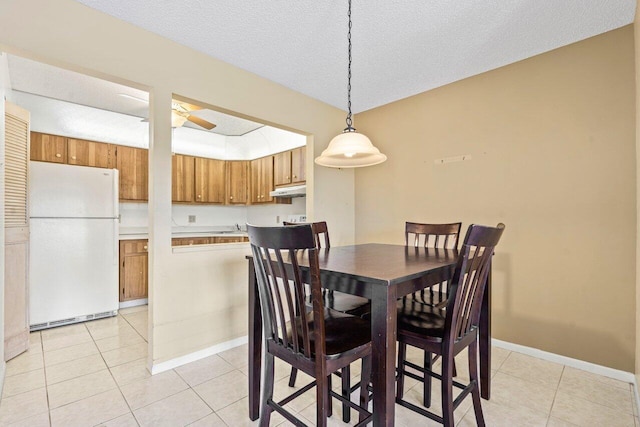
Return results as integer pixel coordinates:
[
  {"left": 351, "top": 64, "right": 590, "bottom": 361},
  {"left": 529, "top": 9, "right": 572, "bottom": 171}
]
[
  {"left": 248, "top": 260, "right": 261, "bottom": 420},
  {"left": 370, "top": 285, "right": 397, "bottom": 426},
  {"left": 479, "top": 263, "right": 492, "bottom": 399}
]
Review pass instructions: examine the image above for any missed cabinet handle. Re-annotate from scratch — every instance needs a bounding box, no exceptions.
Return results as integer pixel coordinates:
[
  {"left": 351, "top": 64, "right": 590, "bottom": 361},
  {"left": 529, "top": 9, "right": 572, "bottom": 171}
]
[
  {"left": 71, "top": 156, "right": 77, "bottom": 160},
  {"left": 230, "top": 196, "right": 234, "bottom": 200},
  {"left": 56, "top": 153, "right": 62, "bottom": 158},
  {"left": 286, "top": 176, "right": 289, "bottom": 180},
  {"left": 197, "top": 195, "right": 201, "bottom": 198},
  {"left": 293, "top": 175, "right": 297, "bottom": 179},
  {"left": 143, "top": 245, "right": 148, "bottom": 250}
]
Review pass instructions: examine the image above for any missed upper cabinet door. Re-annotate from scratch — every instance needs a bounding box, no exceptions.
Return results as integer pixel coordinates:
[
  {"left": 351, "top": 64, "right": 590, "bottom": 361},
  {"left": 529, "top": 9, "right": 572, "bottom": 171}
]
[
  {"left": 227, "top": 161, "right": 249, "bottom": 205},
  {"left": 273, "top": 151, "right": 292, "bottom": 187},
  {"left": 67, "top": 138, "right": 115, "bottom": 169},
  {"left": 261, "top": 156, "right": 274, "bottom": 203},
  {"left": 30, "top": 132, "right": 66, "bottom": 163},
  {"left": 116, "top": 146, "right": 148, "bottom": 201},
  {"left": 291, "top": 146, "right": 306, "bottom": 184},
  {"left": 195, "top": 157, "right": 226, "bottom": 203},
  {"left": 172, "top": 154, "right": 195, "bottom": 203}
]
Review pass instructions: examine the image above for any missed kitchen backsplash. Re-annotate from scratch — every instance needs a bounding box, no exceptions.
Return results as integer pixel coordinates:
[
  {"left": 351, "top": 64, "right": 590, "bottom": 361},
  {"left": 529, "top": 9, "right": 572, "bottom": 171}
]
[{"left": 120, "top": 198, "right": 305, "bottom": 228}]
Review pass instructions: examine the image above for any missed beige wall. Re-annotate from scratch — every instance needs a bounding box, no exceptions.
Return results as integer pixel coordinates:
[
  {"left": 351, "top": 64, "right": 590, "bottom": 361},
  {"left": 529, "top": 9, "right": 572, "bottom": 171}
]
[
  {"left": 356, "top": 26, "right": 636, "bottom": 371},
  {"left": 635, "top": 2, "right": 640, "bottom": 383},
  {"left": 0, "top": 0, "right": 356, "bottom": 367}
]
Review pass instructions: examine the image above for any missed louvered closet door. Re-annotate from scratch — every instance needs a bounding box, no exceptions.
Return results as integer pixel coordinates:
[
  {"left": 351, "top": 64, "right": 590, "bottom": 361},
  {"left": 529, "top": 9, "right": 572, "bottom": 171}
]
[{"left": 4, "top": 101, "right": 30, "bottom": 361}]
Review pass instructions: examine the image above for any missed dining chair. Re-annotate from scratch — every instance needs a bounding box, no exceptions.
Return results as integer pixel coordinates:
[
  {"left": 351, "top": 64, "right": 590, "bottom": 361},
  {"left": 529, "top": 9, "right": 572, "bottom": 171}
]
[
  {"left": 283, "top": 220, "right": 370, "bottom": 422},
  {"left": 405, "top": 222, "right": 462, "bottom": 308},
  {"left": 248, "top": 224, "right": 372, "bottom": 427},
  {"left": 401, "top": 221, "right": 462, "bottom": 406},
  {"left": 396, "top": 223, "right": 505, "bottom": 427}
]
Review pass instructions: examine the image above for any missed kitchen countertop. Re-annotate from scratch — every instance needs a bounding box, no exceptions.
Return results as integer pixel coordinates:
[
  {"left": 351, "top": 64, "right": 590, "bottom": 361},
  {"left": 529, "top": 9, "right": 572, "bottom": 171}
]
[{"left": 119, "top": 226, "right": 248, "bottom": 241}]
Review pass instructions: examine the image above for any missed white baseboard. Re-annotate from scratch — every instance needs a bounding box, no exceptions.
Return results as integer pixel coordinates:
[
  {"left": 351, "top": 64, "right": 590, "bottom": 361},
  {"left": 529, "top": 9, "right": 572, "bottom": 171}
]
[
  {"left": 0, "top": 360, "right": 5, "bottom": 398},
  {"left": 150, "top": 335, "right": 248, "bottom": 375},
  {"left": 119, "top": 298, "right": 148, "bottom": 309},
  {"left": 492, "top": 338, "right": 635, "bottom": 383}
]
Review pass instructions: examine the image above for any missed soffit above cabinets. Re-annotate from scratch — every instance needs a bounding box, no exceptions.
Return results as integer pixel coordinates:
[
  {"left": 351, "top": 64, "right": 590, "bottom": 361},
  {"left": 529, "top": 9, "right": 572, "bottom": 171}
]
[
  {"left": 6, "top": 54, "right": 306, "bottom": 158},
  {"left": 6, "top": 54, "right": 264, "bottom": 137}
]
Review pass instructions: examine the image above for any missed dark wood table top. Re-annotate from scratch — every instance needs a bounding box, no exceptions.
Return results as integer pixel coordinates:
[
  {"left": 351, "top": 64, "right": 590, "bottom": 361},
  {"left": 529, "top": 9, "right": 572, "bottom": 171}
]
[{"left": 302, "top": 243, "right": 458, "bottom": 285}]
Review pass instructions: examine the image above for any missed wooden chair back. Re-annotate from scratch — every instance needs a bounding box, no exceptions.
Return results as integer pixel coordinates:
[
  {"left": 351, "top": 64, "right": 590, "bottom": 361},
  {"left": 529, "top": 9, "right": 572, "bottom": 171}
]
[
  {"left": 445, "top": 223, "right": 505, "bottom": 342},
  {"left": 404, "top": 222, "right": 461, "bottom": 306},
  {"left": 405, "top": 222, "right": 461, "bottom": 249},
  {"left": 284, "top": 221, "right": 331, "bottom": 249},
  {"left": 247, "top": 224, "right": 325, "bottom": 361}
]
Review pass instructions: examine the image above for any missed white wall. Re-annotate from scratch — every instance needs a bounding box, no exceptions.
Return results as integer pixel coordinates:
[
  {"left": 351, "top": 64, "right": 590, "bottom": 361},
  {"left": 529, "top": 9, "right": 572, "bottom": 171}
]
[
  {"left": 246, "top": 197, "right": 306, "bottom": 226},
  {"left": 0, "top": 50, "right": 11, "bottom": 390},
  {"left": 121, "top": 199, "right": 306, "bottom": 230}
]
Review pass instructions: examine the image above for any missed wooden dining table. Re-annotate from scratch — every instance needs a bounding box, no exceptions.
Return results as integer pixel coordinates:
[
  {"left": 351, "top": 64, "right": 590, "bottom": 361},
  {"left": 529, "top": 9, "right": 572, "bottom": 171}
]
[{"left": 247, "top": 243, "right": 492, "bottom": 426}]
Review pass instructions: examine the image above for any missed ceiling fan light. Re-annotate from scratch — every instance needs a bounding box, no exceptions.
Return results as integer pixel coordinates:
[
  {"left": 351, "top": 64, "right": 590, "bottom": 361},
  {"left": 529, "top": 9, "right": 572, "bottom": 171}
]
[
  {"left": 315, "top": 130, "right": 387, "bottom": 168},
  {"left": 171, "top": 111, "right": 188, "bottom": 128}
]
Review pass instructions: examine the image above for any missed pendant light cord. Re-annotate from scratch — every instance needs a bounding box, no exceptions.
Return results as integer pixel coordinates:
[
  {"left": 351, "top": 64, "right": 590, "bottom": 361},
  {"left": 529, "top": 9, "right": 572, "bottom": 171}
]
[{"left": 345, "top": 0, "right": 354, "bottom": 132}]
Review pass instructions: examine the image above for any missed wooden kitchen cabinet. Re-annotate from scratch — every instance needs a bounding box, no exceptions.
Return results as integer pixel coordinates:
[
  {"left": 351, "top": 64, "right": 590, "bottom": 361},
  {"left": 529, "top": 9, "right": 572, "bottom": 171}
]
[
  {"left": 67, "top": 138, "right": 115, "bottom": 168},
  {"left": 30, "top": 132, "right": 66, "bottom": 163},
  {"left": 194, "top": 157, "right": 226, "bottom": 203},
  {"left": 226, "top": 161, "right": 249, "bottom": 205},
  {"left": 117, "top": 146, "right": 148, "bottom": 201},
  {"left": 172, "top": 154, "right": 195, "bottom": 203},
  {"left": 119, "top": 240, "right": 148, "bottom": 302},
  {"left": 273, "top": 146, "right": 306, "bottom": 187},
  {"left": 213, "top": 236, "right": 249, "bottom": 244},
  {"left": 172, "top": 237, "right": 211, "bottom": 246},
  {"left": 250, "top": 156, "right": 274, "bottom": 203},
  {"left": 291, "top": 146, "right": 306, "bottom": 184},
  {"left": 273, "top": 151, "right": 291, "bottom": 187}
]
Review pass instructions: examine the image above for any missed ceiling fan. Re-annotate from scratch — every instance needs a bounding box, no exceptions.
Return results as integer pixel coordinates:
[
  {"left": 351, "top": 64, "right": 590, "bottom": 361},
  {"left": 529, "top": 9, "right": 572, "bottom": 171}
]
[
  {"left": 120, "top": 94, "right": 216, "bottom": 130},
  {"left": 170, "top": 101, "right": 216, "bottom": 130}
]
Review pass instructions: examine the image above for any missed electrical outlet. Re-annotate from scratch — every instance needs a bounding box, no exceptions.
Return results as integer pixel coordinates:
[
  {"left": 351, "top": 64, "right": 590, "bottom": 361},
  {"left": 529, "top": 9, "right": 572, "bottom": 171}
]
[{"left": 188, "top": 215, "right": 196, "bottom": 223}]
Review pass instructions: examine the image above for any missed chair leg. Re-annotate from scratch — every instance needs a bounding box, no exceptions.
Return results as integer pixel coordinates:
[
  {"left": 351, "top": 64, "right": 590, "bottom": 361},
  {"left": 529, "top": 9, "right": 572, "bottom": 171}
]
[
  {"left": 468, "top": 340, "right": 486, "bottom": 427},
  {"left": 423, "top": 351, "right": 432, "bottom": 408},
  {"left": 316, "top": 373, "right": 330, "bottom": 427},
  {"left": 259, "top": 353, "right": 275, "bottom": 427},
  {"left": 341, "top": 365, "right": 351, "bottom": 423},
  {"left": 327, "top": 373, "right": 333, "bottom": 417},
  {"left": 288, "top": 367, "right": 298, "bottom": 387},
  {"left": 441, "top": 352, "right": 455, "bottom": 427},
  {"left": 396, "top": 342, "right": 407, "bottom": 400},
  {"left": 359, "top": 355, "right": 372, "bottom": 423}
]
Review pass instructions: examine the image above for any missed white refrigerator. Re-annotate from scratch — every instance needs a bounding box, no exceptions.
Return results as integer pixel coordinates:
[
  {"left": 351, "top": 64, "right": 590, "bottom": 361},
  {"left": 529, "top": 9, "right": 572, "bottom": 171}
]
[{"left": 29, "top": 162, "right": 120, "bottom": 330}]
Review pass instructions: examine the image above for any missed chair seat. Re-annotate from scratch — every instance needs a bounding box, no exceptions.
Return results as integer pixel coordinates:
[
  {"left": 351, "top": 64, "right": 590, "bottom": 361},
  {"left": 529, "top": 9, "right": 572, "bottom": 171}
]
[
  {"left": 324, "top": 292, "right": 371, "bottom": 316},
  {"left": 289, "top": 308, "right": 371, "bottom": 356},
  {"left": 397, "top": 300, "right": 446, "bottom": 338}
]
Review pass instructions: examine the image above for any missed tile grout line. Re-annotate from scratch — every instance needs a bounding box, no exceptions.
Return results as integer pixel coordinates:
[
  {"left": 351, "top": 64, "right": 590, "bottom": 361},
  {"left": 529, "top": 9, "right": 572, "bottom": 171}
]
[{"left": 101, "top": 313, "right": 143, "bottom": 426}]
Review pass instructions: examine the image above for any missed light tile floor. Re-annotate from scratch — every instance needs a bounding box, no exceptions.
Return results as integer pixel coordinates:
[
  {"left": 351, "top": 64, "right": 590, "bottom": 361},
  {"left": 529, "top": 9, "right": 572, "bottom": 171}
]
[{"left": 0, "top": 305, "right": 637, "bottom": 426}]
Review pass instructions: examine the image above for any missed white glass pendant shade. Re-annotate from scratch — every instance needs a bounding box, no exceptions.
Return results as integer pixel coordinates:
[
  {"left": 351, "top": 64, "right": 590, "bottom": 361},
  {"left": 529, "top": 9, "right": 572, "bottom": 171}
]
[{"left": 315, "top": 130, "right": 387, "bottom": 168}]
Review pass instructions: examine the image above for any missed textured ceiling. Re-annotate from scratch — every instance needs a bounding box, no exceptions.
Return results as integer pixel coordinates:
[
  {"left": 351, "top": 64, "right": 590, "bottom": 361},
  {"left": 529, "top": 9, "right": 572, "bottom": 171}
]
[{"left": 73, "top": 0, "right": 636, "bottom": 113}]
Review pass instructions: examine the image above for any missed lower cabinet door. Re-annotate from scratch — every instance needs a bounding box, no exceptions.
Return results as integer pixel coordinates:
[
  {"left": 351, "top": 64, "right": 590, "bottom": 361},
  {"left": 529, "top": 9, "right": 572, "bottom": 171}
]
[{"left": 119, "top": 240, "right": 148, "bottom": 301}]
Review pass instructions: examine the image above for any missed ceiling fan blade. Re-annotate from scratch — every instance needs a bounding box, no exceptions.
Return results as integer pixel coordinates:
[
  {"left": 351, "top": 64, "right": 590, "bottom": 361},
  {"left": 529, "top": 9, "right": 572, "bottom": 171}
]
[
  {"left": 187, "top": 115, "right": 216, "bottom": 130},
  {"left": 173, "top": 101, "right": 203, "bottom": 112}
]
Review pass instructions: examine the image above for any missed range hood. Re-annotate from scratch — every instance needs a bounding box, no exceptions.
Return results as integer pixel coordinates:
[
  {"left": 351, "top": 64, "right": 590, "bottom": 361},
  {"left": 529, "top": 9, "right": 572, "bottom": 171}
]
[{"left": 270, "top": 184, "right": 306, "bottom": 198}]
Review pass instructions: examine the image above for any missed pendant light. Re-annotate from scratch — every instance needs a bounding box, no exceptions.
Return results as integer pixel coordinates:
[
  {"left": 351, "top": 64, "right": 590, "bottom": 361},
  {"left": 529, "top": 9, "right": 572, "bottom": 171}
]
[{"left": 315, "top": 0, "right": 387, "bottom": 168}]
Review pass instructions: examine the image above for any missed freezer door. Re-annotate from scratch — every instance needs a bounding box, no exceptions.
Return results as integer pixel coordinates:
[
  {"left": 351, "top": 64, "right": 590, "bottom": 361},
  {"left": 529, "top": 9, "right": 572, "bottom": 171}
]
[
  {"left": 30, "top": 162, "right": 118, "bottom": 218},
  {"left": 29, "top": 218, "right": 119, "bottom": 325}
]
